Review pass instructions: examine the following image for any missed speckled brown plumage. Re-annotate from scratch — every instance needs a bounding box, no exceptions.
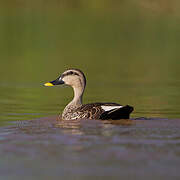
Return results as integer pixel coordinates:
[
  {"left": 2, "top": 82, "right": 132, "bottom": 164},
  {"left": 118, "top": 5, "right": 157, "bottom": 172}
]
[{"left": 61, "top": 102, "right": 133, "bottom": 120}]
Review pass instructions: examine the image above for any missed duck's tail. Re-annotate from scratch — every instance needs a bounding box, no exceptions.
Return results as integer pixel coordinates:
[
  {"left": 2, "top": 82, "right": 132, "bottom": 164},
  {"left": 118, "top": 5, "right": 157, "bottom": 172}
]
[{"left": 100, "top": 105, "right": 134, "bottom": 120}]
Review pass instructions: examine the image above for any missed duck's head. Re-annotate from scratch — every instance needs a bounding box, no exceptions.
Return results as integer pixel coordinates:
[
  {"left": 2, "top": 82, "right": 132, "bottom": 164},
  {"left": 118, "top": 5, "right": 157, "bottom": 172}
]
[{"left": 44, "top": 68, "right": 86, "bottom": 89}]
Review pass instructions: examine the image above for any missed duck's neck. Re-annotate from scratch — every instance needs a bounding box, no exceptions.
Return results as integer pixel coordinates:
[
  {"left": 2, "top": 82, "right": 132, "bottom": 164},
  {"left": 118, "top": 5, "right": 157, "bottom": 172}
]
[{"left": 67, "top": 85, "right": 85, "bottom": 108}]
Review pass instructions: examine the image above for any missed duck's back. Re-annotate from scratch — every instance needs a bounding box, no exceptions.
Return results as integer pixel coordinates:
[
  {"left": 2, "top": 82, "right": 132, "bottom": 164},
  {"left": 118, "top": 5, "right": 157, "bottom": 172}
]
[{"left": 63, "top": 102, "right": 133, "bottom": 120}]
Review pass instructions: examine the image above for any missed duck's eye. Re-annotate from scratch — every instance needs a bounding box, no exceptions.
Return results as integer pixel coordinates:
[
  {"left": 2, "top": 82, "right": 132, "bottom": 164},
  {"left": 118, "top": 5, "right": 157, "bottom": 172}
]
[
  {"left": 69, "top": 71, "right": 73, "bottom": 75},
  {"left": 62, "top": 71, "right": 79, "bottom": 77}
]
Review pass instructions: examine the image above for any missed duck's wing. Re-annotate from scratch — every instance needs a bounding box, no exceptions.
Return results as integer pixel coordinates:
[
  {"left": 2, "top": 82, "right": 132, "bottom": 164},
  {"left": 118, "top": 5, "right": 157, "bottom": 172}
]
[
  {"left": 76, "top": 103, "right": 105, "bottom": 119},
  {"left": 100, "top": 105, "right": 134, "bottom": 120},
  {"left": 77, "top": 103, "right": 133, "bottom": 120}
]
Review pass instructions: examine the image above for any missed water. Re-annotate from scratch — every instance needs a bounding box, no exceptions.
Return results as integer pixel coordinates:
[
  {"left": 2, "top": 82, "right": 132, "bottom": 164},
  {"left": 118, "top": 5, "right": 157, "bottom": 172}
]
[
  {"left": 0, "top": 117, "right": 180, "bottom": 180},
  {"left": 0, "top": 1, "right": 180, "bottom": 179}
]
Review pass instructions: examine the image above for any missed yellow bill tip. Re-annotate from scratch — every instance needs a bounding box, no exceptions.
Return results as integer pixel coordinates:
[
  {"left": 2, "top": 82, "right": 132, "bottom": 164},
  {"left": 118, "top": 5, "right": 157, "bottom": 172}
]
[{"left": 44, "top": 82, "right": 54, "bottom": 87}]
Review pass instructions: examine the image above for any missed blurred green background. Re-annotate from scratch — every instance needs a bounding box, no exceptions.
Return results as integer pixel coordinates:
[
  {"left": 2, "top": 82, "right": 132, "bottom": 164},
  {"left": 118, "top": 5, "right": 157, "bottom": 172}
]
[{"left": 1, "top": 0, "right": 180, "bottom": 125}]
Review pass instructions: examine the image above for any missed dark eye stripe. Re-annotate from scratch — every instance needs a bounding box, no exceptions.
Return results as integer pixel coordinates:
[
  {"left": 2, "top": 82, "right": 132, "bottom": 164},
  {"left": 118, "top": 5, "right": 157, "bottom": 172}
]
[
  {"left": 61, "top": 71, "right": 80, "bottom": 78},
  {"left": 67, "top": 71, "right": 73, "bottom": 75},
  {"left": 73, "top": 72, "right": 79, "bottom": 76}
]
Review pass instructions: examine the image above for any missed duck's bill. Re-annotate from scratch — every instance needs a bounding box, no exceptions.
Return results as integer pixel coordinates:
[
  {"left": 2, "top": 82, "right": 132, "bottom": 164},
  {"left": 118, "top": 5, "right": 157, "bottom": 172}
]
[
  {"left": 44, "top": 78, "right": 64, "bottom": 86},
  {"left": 44, "top": 82, "right": 54, "bottom": 86}
]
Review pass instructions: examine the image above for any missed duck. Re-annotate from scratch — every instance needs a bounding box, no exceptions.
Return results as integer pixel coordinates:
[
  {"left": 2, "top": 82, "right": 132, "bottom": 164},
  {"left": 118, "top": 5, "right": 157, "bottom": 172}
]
[{"left": 44, "top": 68, "right": 134, "bottom": 120}]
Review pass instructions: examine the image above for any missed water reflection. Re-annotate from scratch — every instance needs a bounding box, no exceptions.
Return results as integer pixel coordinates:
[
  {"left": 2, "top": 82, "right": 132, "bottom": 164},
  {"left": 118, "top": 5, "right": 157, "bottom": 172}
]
[
  {"left": 56, "top": 119, "right": 84, "bottom": 135},
  {"left": 54, "top": 117, "right": 134, "bottom": 136}
]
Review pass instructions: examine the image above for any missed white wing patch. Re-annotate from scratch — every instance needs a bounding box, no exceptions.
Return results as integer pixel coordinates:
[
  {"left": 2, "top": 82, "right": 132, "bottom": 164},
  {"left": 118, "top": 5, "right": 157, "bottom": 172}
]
[{"left": 101, "top": 105, "right": 123, "bottom": 112}]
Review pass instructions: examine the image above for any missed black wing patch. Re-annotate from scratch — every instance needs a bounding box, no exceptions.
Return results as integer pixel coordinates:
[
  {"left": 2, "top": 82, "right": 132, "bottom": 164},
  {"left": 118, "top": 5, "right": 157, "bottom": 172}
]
[{"left": 100, "top": 105, "right": 134, "bottom": 120}]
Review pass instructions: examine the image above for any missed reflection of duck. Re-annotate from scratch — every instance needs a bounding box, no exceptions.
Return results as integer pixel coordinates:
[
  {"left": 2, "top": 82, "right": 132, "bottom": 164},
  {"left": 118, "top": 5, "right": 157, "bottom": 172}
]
[{"left": 44, "top": 69, "right": 134, "bottom": 120}]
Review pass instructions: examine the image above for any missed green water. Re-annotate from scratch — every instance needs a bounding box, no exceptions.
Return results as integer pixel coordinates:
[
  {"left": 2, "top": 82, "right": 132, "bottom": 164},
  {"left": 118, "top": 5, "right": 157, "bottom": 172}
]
[
  {"left": 0, "top": 2, "right": 180, "bottom": 179},
  {"left": 1, "top": 5, "right": 180, "bottom": 125}
]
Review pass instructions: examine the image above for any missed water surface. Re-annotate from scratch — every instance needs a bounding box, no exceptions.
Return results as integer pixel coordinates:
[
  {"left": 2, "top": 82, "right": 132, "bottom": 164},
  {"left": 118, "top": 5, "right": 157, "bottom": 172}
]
[
  {"left": 0, "top": 117, "right": 180, "bottom": 180},
  {"left": 0, "top": 1, "right": 180, "bottom": 179}
]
